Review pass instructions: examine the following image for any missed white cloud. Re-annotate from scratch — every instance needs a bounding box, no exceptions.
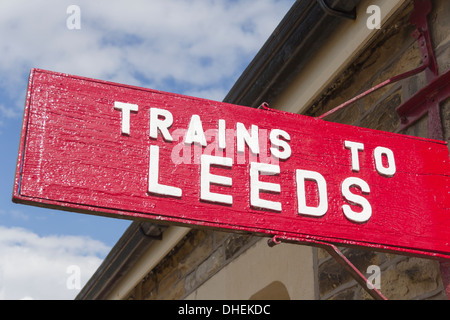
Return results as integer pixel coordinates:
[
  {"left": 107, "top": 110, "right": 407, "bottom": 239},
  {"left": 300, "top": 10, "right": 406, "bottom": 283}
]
[
  {"left": 0, "top": 0, "right": 294, "bottom": 118},
  {"left": 0, "top": 226, "right": 110, "bottom": 300}
]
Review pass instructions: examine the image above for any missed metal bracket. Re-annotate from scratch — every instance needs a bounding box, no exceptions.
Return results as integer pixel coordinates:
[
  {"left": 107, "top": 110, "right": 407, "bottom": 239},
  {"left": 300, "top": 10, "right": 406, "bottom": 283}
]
[
  {"left": 139, "top": 224, "right": 164, "bottom": 240},
  {"left": 318, "top": 63, "right": 427, "bottom": 120},
  {"left": 257, "top": 102, "right": 270, "bottom": 109},
  {"left": 409, "top": 0, "right": 439, "bottom": 81},
  {"left": 395, "top": 0, "right": 446, "bottom": 141},
  {"left": 317, "top": 0, "right": 356, "bottom": 20},
  {"left": 268, "top": 235, "right": 387, "bottom": 300},
  {"left": 396, "top": 69, "right": 450, "bottom": 139}
]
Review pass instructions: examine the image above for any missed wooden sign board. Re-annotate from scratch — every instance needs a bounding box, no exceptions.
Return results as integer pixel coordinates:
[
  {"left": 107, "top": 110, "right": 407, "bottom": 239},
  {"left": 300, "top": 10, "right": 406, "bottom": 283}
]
[{"left": 13, "top": 69, "right": 450, "bottom": 259}]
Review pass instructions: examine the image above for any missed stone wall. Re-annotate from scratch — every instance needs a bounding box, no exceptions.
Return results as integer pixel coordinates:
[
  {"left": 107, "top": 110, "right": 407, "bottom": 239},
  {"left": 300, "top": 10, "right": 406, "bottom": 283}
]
[
  {"left": 309, "top": 0, "right": 449, "bottom": 300},
  {"left": 125, "top": 230, "right": 260, "bottom": 300}
]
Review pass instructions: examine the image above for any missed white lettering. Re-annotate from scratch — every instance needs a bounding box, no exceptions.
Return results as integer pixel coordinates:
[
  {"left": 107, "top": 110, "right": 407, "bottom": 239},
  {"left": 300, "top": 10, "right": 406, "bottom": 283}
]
[
  {"left": 149, "top": 108, "right": 174, "bottom": 142},
  {"left": 250, "top": 162, "right": 281, "bottom": 211},
  {"left": 148, "top": 145, "right": 182, "bottom": 197},
  {"left": 345, "top": 141, "right": 364, "bottom": 172},
  {"left": 112, "top": 105, "right": 390, "bottom": 226},
  {"left": 366, "top": 5, "right": 381, "bottom": 30},
  {"left": 184, "top": 114, "right": 207, "bottom": 146},
  {"left": 200, "top": 155, "right": 233, "bottom": 205},
  {"left": 66, "top": 5, "right": 81, "bottom": 30},
  {"left": 66, "top": 265, "right": 81, "bottom": 290},
  {"left": 341, "top": 177, "right": 371, "bottom": 223},
  {"left": 296, "top": 169, "right": 328, "bottom": 217},
  {"left": 114, "top": 102, "right": 138, "bottom": 135},
  {"left": 374, "top": 146, "right": 396, "bottom": 177},
  {"left": 236, "top": 123, "right": 259, "bottom": 155},
  {"left": 178, "top": 304, "right": 212, "bottom": 317},
  {"left": 218, "top": 119, "right": 226, "bottom": 149},
  {"left": 269, "top": 129, "right": 291, "bottom": 160},
  {"left": 366, "top": 265, "right": 381, "bottom": 290},
  {"left": 222, "top": 304, "right": 270, "bottom": 315}
]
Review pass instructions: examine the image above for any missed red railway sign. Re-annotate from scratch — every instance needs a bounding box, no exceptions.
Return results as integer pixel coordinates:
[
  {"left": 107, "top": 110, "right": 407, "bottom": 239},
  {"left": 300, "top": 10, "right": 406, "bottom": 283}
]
[{"left": 13, "top": 69, "right": 450, "bottom": 259}]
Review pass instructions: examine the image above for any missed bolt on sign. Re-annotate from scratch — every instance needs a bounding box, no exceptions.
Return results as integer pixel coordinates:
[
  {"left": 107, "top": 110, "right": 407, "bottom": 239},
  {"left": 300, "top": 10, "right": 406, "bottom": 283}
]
[{"left": 13, "top": 69, "right": 450, "bottom": 259}]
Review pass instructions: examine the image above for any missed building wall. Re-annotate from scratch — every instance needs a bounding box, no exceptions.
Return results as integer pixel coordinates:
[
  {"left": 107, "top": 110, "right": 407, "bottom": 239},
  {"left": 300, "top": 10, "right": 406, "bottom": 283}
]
[
  {"left": 124, "top": 0, "right": 449, "bottom": 300},
  {"left": 184, "top": 238, "right": 315, "bottom": 300},
  {"left": 124, "top": 230, "right": 316, "bottom": 300}
]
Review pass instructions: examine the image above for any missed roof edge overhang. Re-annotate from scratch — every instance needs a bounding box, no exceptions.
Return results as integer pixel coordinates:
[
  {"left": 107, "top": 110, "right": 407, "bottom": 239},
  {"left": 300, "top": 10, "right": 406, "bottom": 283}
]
[
  {"left": 75, "top": 222, "right": 169, "bottom": 300},
  {"left": 223, "top": 0, "right": 360, "bottom": 108}
]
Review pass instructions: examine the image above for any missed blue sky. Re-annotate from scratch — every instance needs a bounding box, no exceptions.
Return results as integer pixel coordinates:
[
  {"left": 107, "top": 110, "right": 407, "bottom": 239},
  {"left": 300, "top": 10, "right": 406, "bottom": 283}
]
[{"left": 0, "top": 0, "right": 294, "bottom": 299}]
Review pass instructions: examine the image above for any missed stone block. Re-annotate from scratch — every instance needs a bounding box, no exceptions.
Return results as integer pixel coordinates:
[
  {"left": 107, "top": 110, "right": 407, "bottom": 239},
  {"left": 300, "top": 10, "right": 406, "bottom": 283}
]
[
  {"left": 224, "top": 234, "right": 255, "bottom": 260},
  {"left": 318, "top": 256, "right": 352, "bottom": 296},
  {"left": 177, "top": 230, "right": 213, "bottom": 276},
  {"left": 358, "top": 89, "right": 402, "bottom": 131},
  {"left": 196, "top": 246, "right": 225, "bottom": 284},
  {"left": 381, "top": 258, "right": 442, "bottom": 300}
]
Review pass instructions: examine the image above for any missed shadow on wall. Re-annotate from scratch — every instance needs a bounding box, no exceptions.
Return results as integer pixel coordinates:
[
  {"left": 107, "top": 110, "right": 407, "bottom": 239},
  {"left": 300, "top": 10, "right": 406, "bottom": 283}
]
[{"left": 249, "top": 281, "right": 290, "bottom": 300}]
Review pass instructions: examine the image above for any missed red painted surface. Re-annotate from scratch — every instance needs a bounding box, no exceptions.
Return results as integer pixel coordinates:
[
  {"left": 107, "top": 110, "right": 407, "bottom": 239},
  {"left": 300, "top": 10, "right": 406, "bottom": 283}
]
[{"left": 13, "top": 69, "right": 450, "bottom": 259}]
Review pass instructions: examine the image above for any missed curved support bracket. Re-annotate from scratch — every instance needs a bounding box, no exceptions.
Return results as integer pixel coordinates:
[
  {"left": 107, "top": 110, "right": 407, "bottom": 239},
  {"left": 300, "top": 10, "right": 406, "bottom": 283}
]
[
  {"left": 139, "top": 224, "right": 164, "bottom": 240},
  {"left": 268, "top": 235, "right": 388, "bottom": 300}
]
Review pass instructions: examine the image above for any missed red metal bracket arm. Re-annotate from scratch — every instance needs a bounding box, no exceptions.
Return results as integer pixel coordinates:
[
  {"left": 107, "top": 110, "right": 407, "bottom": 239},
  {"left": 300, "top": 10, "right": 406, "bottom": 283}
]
[
  {"left": 396, "top": 0, "right": 446, "bottom": 141},
  {"left": 268, "top": 235, "right": 388, "bottom": 300},
  {"left": 317, "top": 64, "right": 427, "bottom": 120},
  {"left": 409, "top": 0, "right": 438, "bottom": 81},
  {"left": 396, "top": 68, "right": 450, "bottom": 138}
]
